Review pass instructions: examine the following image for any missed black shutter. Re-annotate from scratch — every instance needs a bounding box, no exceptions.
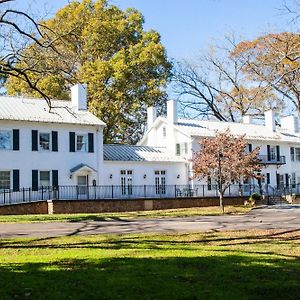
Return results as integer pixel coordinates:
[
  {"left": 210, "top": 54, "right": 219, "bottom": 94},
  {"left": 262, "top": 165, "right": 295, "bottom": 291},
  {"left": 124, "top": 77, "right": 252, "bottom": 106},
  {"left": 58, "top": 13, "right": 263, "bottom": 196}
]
[
  {"left": 52, "top": 131, "right": 58, "bottom": 152},
  {"left": 32, "top": 130, "right": 38, "bottom": 151},
  {"left": 207, "top": 177, "right": 212, "bottom": 191},
  {"left": 52, "top": 170, "right": 58, "bottom": 187},
  {"left": 285, "top": 174, "right": 289, "bottom": 187},
  {"left": 88, "top": 133, "right": 94, "bottom": 153},
  {"left": 266, "top": 173, "right": 270, "bottom": 185},
  {"left": 69, "top": 132, "right": 75, "bottom": 152},
  {"left": 12, "top": 129, "right": 19, "bottom": 151},
  {"left": 276, "top": 173, "right": 280, "bottom": 187},
  {"left": 267, "top": 145, "right": 271, "bottom": 161},
  {"left": 276, "top": 145, "right": 280, "bottom": 162},
  {"left": 32, "top": 170, "right": 38, "bottom": 191},
  {"left": 13, "top": 169, "right": 20, "bottom": 191},
  {"left": 248, "top": 143, "right": 252, "bottom": 152}
]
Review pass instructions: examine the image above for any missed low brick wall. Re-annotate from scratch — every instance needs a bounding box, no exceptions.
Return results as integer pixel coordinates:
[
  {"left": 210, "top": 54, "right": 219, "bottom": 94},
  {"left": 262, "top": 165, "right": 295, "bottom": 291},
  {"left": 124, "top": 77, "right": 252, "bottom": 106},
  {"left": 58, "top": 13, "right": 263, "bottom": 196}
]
[
  {"left": 0, "top": 196, "right": 255, "bottom": 215},
  {"left": 0, "top": 201, "right": 49, "bottom": 215}
]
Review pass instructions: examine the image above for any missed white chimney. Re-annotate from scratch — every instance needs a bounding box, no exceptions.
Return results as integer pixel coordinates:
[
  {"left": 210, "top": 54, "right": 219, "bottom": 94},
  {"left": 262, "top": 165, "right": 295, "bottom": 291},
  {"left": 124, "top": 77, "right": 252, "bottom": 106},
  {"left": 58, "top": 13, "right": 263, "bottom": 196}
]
[
  {"left": 147, "top": 106, "right": 157, "bottom": 129},
  {"left": 281, "top": 115, "right": 299, "bottom": 133},
  {"left": 264, "top": 110, "right": 276, "bottom": 131},
  {"left": 167, "top": 100, "right": 178, "bottom": 124},
  {"left": 242, "top": 115, "right": 252, "bottom": 124},
  {"left": 71, "top": 83, "right": 87, "bottom": 110}
]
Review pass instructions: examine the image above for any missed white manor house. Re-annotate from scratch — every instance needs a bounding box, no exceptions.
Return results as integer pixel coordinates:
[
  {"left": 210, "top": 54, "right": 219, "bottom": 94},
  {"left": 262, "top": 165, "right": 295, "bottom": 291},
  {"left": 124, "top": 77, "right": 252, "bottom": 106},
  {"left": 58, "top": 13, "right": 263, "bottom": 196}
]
[{"left": 0, "top": 84, "right": 300, "bottom": 201}]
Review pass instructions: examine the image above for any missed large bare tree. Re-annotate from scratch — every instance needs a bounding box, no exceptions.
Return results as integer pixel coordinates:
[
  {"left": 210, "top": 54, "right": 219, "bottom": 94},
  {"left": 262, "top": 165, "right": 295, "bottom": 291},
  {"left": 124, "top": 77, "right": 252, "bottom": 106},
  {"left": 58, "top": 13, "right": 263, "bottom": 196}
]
[
  {"left": 0, "top": 0, "right": 63, "bottom": 107},
  {"left": 173, "top": 37, "right": 281, "bottom": 121}
]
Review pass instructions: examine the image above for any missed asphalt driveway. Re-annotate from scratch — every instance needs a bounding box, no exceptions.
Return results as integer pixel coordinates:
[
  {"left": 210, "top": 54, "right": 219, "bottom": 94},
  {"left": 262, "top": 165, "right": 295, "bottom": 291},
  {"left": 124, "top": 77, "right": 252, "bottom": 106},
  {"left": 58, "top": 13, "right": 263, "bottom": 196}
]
[{"left": 0, "top": 205, "right": 299, "bottom": 238}]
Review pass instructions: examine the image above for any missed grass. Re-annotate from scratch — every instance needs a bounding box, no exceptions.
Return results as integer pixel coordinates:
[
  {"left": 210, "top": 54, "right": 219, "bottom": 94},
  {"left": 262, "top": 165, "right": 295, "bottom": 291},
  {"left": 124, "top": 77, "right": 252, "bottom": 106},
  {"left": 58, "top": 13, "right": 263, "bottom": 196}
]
[
  {"left": 0, "top": 205, "right": 252, "bottom": 223},
  {"left": 0, "top": 229, "right": 299, "bottom": 299}
]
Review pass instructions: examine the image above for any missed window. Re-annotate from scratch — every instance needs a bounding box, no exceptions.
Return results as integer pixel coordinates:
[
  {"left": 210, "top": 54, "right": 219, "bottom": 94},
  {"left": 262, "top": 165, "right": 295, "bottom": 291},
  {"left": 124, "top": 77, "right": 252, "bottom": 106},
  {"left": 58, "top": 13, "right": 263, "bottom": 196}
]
[
  {"left": 76, "top": 134, "right": 88, "bottom": 152},
  {"left": 39, "top": 171, "right": 50, "bottom": 187},
  {"left": 0, "top": 131, "right": 12, "bottom": 150},
  {"left": 176, "top": 143, "right": 180, "bottom": 155},
  {"left": 0, "top": 171, "right": 10, "bottom": 190},
  {"left": 39, "top": 133, "right": 50, "bottom": 150},
  {"left": 120, "top": 170, "right": 133, "bottom": 195},
  {"left": 162, "top": 127, "right": 166, "bottom": 138},
  {"left": 270, "top": 146, "right": 276, "bottom": 160},
  {"left": 291, "top": 147, "right": 295, "bottom": 161},
  {"left": 154, "top": 170, "right": 166, "bottom": 194},
  {"left": 176, "top": 143, "right": 188, "bottom": 156}
]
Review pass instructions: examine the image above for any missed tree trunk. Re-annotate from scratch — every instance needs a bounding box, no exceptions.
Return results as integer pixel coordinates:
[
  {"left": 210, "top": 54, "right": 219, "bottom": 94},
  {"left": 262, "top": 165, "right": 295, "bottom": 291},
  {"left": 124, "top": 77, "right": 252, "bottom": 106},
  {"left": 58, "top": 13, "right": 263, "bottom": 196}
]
[{"left": 218, "top": 190, "right": 224, "bottom": 214}]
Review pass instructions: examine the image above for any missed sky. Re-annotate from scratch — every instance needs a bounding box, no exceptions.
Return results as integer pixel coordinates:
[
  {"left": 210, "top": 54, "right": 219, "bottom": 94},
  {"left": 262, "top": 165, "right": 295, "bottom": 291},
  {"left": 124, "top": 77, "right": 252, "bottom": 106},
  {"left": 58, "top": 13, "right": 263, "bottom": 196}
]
[{"left": 15, "top": 0, "right": 297, "bottom": 61}]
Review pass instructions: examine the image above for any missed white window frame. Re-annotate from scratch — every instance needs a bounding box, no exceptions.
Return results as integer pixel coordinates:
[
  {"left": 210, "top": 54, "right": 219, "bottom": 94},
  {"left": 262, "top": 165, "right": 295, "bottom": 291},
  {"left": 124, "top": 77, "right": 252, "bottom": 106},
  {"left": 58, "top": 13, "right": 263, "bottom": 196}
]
[
  {"left": 270, "top": 146, "right": 276, "bottom": 161},
  {"left": 39, "top": 132, "right": 51, "bottom": 151},
  {"left": 120, "top": 170, "right": 133, "bottom": 195},
  {"left": 154, "top": 170, "right": 166, "bottom": 195},
  {"left": 0, "top": 130, "right": 12, "bottom": 150},
  {"left": 76, "top": 134, "right": 88, "bottom": 152}
]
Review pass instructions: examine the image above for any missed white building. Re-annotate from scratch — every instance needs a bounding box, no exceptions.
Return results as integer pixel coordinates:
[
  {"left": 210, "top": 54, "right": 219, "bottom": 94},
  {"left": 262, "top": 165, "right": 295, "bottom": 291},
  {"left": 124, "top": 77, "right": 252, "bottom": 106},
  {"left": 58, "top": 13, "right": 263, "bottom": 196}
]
[
  {"left": 0, "top": 84, "right": 105, "bottom": 192},
  {"left": 103, "top": 144, "right": 188, "bottom": 198},
  {"left": 140, "top": 100, "right": 300, "bottom": 189}
]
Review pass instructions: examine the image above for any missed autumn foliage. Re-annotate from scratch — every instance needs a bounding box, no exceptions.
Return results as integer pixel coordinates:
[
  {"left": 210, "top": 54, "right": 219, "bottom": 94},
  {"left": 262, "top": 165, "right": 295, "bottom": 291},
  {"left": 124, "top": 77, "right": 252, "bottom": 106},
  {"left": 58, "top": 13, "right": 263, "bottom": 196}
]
[{"left": 193, "top": 130, "right": 261, "bottom": 212}]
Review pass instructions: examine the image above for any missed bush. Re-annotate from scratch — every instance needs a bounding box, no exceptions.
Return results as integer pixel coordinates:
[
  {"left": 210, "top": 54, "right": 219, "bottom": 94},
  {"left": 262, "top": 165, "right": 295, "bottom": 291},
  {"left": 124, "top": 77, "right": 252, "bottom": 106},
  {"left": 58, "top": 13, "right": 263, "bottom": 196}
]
[{"left": 245, "top": 192, "right": 261, "bottom": 206}]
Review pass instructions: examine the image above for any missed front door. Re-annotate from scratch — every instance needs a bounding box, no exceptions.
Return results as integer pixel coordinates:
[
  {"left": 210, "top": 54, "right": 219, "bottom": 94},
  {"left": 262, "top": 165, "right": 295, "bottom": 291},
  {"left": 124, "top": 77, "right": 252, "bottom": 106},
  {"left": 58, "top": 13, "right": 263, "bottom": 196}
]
[
  {"left": 155, "top": 170, "right": 166, "bottom": 195},
  {"left": 77, "top": 175, "right": 88, "bottom": 195},
  {"left": 120, "top": 170, "right": 133, "bottom": 196}
]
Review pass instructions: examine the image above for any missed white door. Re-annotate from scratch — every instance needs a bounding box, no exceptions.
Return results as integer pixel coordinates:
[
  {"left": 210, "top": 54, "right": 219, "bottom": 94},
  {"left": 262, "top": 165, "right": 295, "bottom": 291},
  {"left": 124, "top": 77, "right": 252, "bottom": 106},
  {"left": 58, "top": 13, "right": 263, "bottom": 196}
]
[
  {"left": 155, "top": 170, "right": 166, "bottom": 195},
  {"left": 120, "top": 170, "right": 133, "bottom": 196},
  {"left": 77, "top": 175, "right": 88, "bottom": 195}
]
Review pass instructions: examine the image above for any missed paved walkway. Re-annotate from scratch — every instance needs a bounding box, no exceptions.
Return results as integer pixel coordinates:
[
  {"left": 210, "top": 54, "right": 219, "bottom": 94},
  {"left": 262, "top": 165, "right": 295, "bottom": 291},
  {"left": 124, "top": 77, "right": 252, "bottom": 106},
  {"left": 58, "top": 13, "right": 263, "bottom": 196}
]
[{"left": 0, "top": 205, "right": 299, "bottom": 238}]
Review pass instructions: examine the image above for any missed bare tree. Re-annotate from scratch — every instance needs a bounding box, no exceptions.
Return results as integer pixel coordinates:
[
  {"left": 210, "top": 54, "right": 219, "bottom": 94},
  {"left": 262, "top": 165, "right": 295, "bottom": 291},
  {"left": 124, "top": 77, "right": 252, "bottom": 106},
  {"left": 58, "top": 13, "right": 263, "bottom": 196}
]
[
  {"left": 0, "top": 0, "right": 65, "bottom": 107},
  {"left": 173, "top": 37, "right": 281, "bottom": 121}
]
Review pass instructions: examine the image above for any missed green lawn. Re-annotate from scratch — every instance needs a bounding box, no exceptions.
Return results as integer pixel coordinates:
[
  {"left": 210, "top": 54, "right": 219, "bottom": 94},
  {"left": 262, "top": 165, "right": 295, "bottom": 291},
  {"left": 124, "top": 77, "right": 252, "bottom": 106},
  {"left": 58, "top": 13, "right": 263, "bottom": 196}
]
[
  {"left": 0, "top": 230, "right": 299, "bottom": 299},
  {"left": 0, "top": 205, "right": 252, "bottom": 223}
]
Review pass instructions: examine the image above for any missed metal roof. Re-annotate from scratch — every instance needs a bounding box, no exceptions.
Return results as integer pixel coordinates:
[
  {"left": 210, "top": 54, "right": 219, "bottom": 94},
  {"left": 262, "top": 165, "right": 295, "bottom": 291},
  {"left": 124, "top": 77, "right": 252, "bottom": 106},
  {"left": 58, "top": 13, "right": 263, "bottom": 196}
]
[
  {"left": 70, "top": 163, "right": 97, "bottom": 174},
  {"left": 103, "top": 144, "right": 186, "bottom": 162},
  {"left": 0, "top": 96, "right": 105, "bottom": 126},
  {"left": 175, "top": 118, "right": 300, "bottom": 143}
]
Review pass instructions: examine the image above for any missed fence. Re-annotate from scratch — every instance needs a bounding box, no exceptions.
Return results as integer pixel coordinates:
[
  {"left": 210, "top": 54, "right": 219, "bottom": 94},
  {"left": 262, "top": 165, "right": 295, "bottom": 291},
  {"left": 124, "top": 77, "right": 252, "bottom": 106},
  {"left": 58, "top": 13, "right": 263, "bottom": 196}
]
[{"left": 0, "top": 183, "right": 296, "bottom": 206}]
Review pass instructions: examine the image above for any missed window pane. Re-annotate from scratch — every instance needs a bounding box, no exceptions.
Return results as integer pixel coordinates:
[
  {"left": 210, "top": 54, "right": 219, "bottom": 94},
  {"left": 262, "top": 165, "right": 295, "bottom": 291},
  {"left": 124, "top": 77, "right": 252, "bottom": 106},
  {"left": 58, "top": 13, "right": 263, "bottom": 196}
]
[
  {"left": 40, "top": 171, "right": 50, "bottom": 186},
  {"left": 76, "top": 135, "right": 87, "bottom": 151},
  {"left": 39, "top": 133, "right": 50, "bottom": 150},
  {"left": 77, "top": 176, "right": 87, "bottom": 186},
  {"left": 0, "top": 131, "right": 12, "bottom": 150},
  {"left": 0, "top": 171, "right": 10, "bottom": 189}
]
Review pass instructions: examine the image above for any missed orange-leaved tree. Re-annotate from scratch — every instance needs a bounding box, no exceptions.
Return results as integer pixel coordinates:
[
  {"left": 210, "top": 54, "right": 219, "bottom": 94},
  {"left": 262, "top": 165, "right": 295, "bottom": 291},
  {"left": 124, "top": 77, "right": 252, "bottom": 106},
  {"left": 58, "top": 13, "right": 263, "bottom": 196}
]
[{"left": 192, "top": 130, "right": 261, "bottom": 213}]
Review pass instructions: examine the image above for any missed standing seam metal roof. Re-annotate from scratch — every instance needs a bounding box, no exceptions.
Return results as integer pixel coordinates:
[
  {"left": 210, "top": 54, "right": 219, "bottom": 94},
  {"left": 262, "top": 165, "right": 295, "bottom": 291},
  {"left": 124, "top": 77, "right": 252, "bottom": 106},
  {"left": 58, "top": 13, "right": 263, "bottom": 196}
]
[
  {"left": 103, "top": 144, "right": 186, "bottom": 162},
  {"left": 0, "top": 96, "right": 105, "bottom": 126}
]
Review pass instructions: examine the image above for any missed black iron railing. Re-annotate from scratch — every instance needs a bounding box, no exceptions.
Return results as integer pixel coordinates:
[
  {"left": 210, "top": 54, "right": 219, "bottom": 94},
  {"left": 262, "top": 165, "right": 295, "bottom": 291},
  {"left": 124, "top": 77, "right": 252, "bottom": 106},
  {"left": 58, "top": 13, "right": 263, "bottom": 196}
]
[
  {"left": 259, "top": 155, "right": 286, "bottom": 165},
  {"left": 0, "top": 183, "right": 295, "bottom": 206}
]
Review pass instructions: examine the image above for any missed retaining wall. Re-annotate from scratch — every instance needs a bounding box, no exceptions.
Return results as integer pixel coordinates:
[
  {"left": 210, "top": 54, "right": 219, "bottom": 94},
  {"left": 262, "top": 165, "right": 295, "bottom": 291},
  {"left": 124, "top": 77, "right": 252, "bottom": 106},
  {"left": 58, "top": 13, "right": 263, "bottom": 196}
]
[{"left": 0, "top": 196, "right": 260, "bottom": 215}]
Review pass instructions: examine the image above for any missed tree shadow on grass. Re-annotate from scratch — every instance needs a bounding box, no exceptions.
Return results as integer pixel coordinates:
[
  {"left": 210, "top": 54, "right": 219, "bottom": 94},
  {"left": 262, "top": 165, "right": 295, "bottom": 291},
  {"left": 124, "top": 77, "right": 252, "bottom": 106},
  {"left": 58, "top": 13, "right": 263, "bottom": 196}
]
[
  {"left": 0, "top": 255, "right": 299, "bottom": 300},
  {"left": 0, "top": 229, "right": 299, "bottom": 254}
]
